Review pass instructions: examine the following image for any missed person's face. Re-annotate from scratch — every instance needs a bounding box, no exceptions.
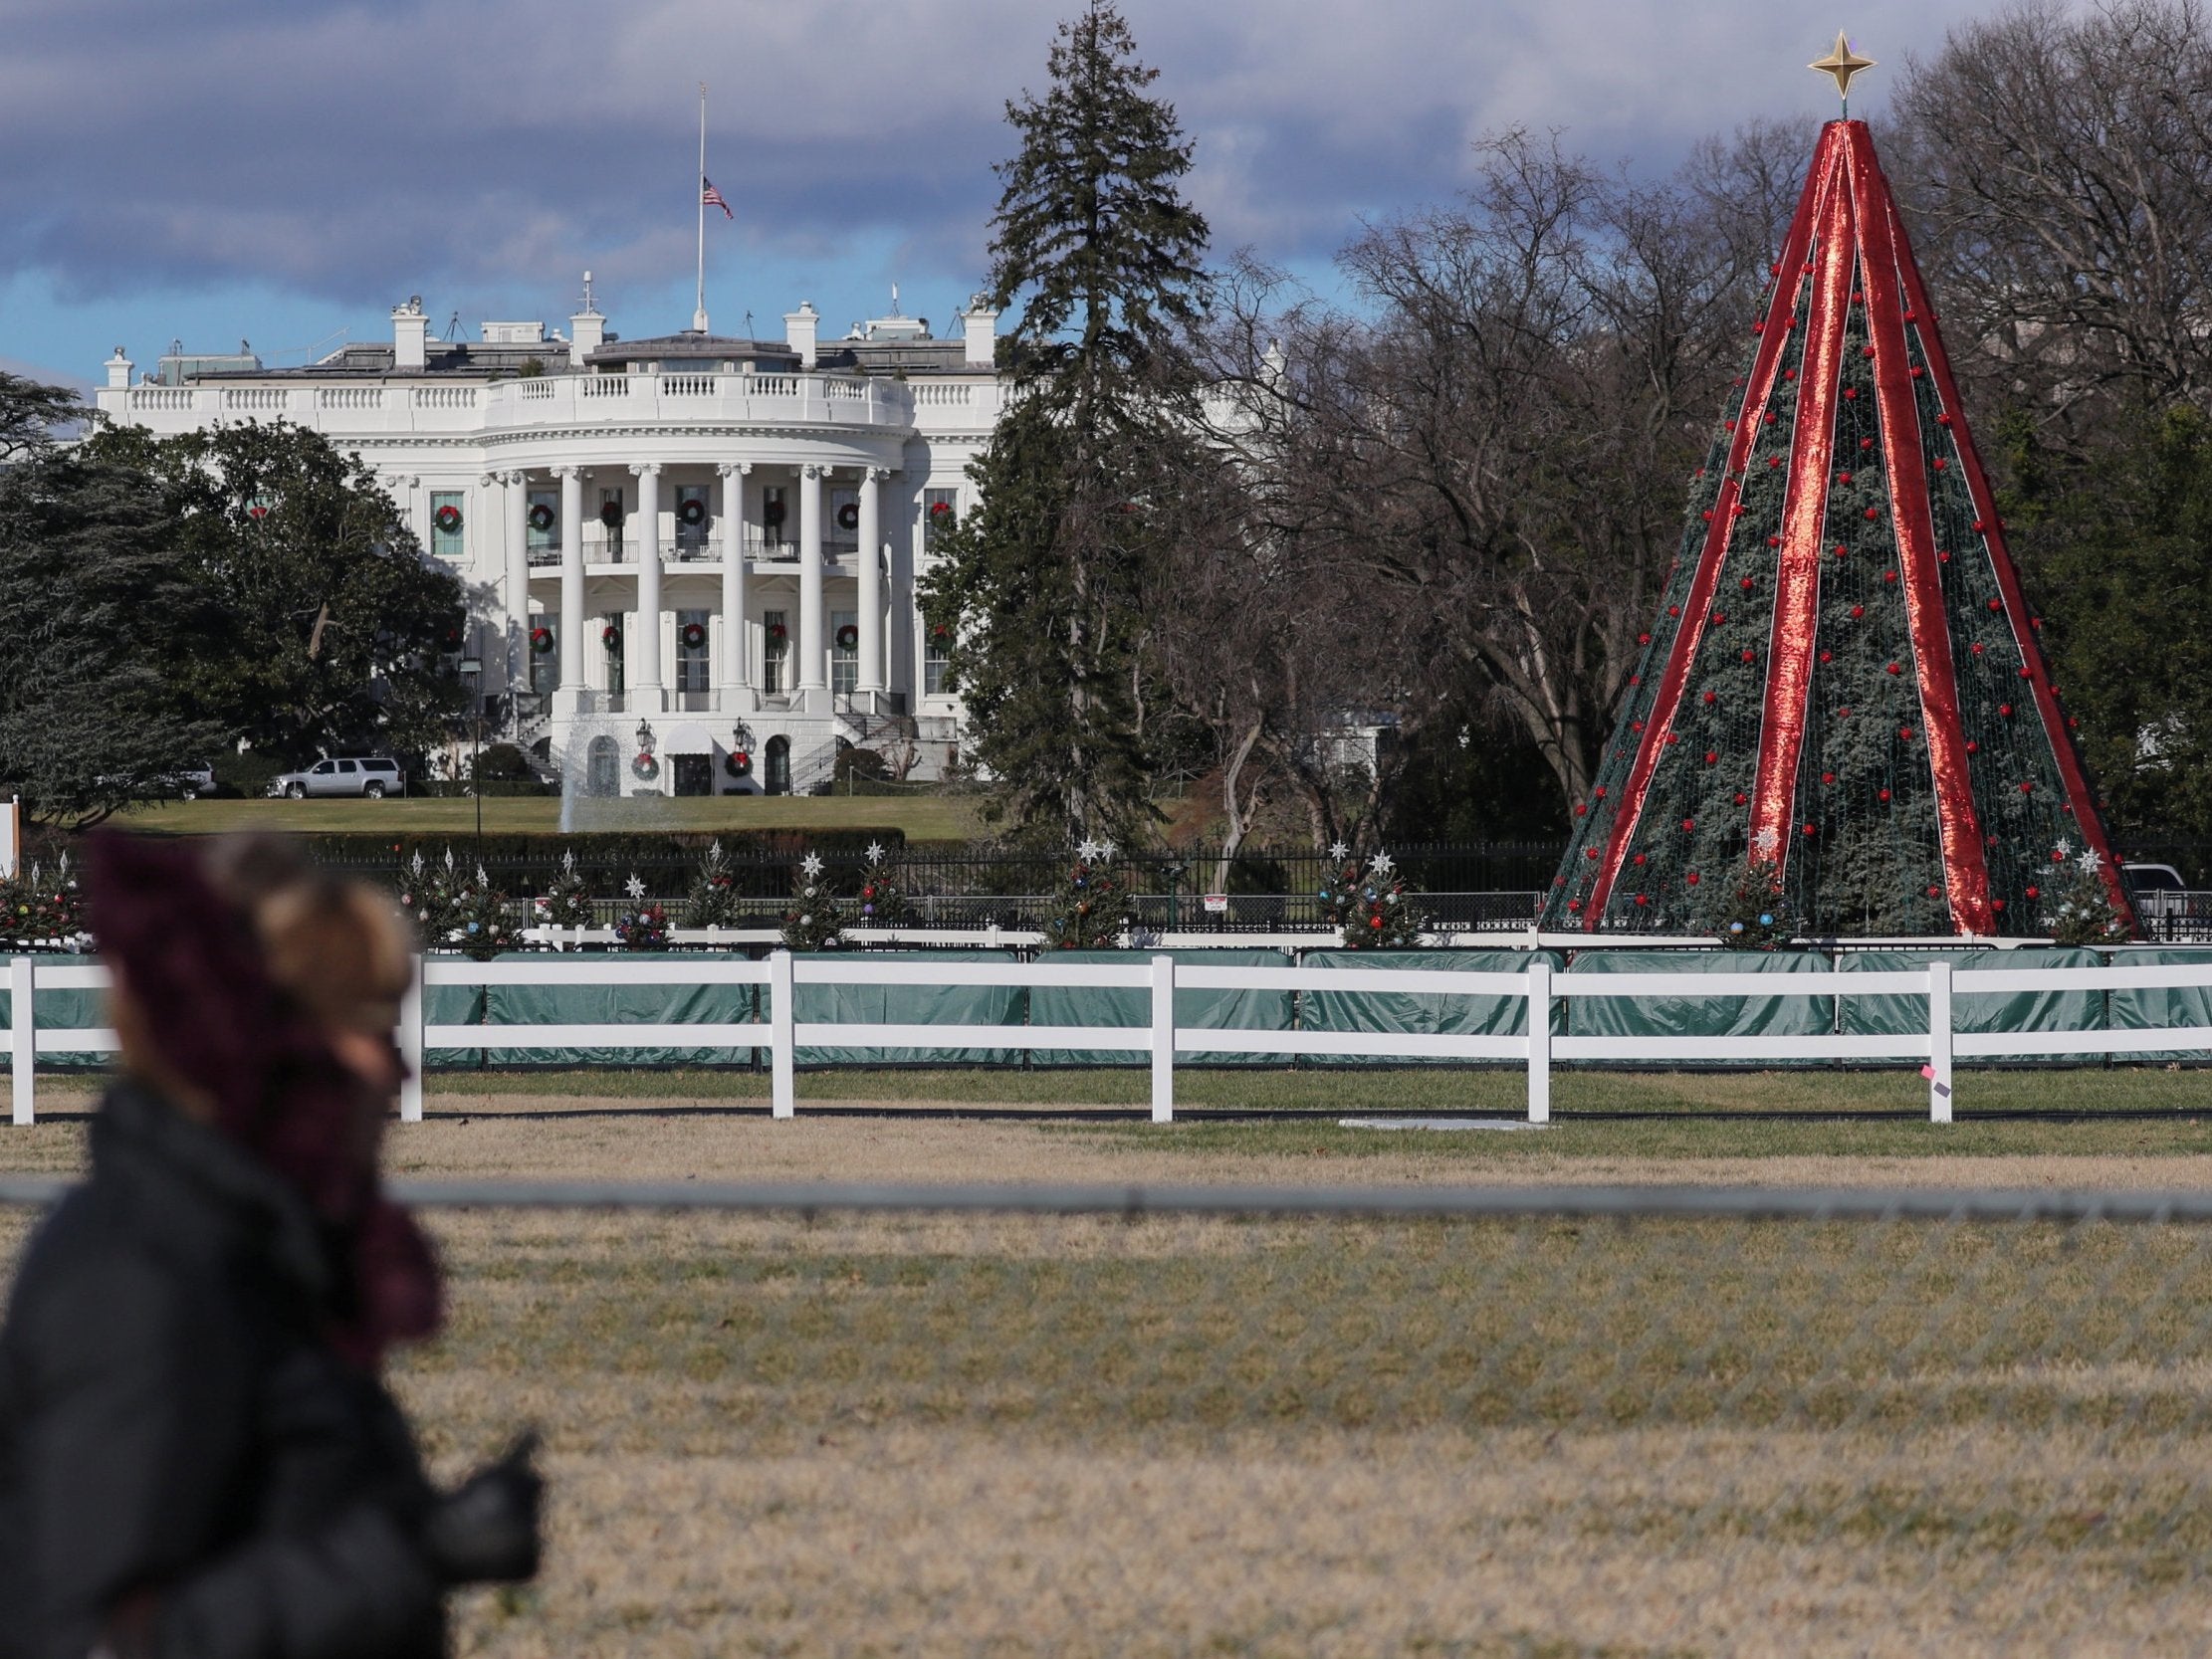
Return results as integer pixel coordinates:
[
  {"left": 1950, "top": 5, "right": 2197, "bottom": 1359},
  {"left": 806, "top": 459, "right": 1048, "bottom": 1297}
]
[{"left": 326, "top": 1023, "right": 405, "bottom": 1154}]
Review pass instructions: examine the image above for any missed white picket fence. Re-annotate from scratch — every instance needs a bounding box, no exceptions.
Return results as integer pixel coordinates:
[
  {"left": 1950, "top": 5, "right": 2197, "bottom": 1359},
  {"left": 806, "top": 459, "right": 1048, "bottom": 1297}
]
[{"left": 10, "top": 952, "right": 2212, "bottom": 1130}]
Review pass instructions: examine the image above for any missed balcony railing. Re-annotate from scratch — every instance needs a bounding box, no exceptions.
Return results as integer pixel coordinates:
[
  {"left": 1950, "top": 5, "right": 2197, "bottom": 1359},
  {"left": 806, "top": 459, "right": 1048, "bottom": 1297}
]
[{"left": 104, "top": 370, "right": 998, "bottom": 438}]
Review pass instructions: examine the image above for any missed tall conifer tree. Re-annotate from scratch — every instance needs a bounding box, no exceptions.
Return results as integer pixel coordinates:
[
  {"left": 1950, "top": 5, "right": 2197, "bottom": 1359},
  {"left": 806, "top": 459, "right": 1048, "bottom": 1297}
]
[{"left": 923, "top": 1, "right": 1210, "bottom": 842}]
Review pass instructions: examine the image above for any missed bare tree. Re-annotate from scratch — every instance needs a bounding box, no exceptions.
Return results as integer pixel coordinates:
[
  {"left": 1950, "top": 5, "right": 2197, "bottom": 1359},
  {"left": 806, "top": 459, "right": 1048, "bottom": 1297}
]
[
  {"left": 1890, "top": 0, "right": 2212, "bottom": 431},
  {"left": 1208, "top": 126, "right": 1799, "bottom": 810}
]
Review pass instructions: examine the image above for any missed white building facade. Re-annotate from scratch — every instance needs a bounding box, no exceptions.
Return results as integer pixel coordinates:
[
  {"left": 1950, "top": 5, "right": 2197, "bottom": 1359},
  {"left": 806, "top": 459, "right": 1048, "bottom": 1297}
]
[{"left": 94, "top": 288, "right": 1002, "bottom": 797}]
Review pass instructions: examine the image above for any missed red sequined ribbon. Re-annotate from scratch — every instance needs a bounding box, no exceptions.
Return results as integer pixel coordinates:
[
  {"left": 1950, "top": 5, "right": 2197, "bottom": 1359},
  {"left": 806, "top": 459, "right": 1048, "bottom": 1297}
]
[{"left": 1848, "top": 126, "right": 1995, "bottom": 934}]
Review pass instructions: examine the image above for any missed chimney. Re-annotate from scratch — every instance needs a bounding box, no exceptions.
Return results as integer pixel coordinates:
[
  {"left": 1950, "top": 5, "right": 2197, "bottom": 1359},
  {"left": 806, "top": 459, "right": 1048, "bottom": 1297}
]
[
  {"left": 784, "top": 301, "right": 818, "bottom": 368},
  {"left": 569, "top": 269, "right": 605, "bottom": 368},
  {"left": 961, "top": 297, "right": 998, "bottom": 369},
  {"left": 392, "top": 297, "right": 428, "bottom": 371},
  {"left": 105, "top": 347, "right": 132, "bottom": 389}
]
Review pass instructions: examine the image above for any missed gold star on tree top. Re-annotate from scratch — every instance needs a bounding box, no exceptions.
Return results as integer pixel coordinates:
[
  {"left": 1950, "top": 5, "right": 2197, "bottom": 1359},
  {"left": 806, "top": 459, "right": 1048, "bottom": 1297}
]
[{"left": 1810, "top": 30, "right": 1877, "bottom": 109}]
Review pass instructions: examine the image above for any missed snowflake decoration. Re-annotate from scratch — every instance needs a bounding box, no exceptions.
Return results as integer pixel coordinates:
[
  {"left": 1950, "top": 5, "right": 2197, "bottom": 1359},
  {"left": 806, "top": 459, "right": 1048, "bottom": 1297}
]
[
  {"left": 865, "top": 841, "right": 887, "bottom": 867},
  {"left": 1368, "top": 850, "right": 1395, "bottom": 877},
  {"left": 2054, "top": 838, "right": 2075, "bottom": 859},
  {"left": 410, "top": 850, "right": 426, "bottom": 877},
  {"left": 800, "top": 852, "right": 824, "bottom": 879},
  {"left": 1096, "top": 839, "right": 1117, "bottom": 864},
  {"left": 2077, "top": 849, "right": 2104, "bottom": 875},
  {"left": 1327, "top": 841, "right": 1349, "bottom": 863},
  {"left": 561, "top": 849, "right": 578, "bottom": 877},
  {"left": 1752, "top": 828, "right": 1780, "bottom": 856},
  {"left": 1075, "top": 838, "right": 1102, "bottom": 864},
  {"left": 475, "top": 863, "right": 490, "bottom": 888},
  {"left": 625, "top": 873, "right": 646, "bottom": 901}
]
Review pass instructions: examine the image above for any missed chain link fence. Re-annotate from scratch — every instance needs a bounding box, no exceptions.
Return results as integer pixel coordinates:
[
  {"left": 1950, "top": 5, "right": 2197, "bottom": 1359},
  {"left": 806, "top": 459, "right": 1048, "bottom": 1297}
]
[{"left": 9, "top": 1178, "right": 2212, "bottom": 1654}]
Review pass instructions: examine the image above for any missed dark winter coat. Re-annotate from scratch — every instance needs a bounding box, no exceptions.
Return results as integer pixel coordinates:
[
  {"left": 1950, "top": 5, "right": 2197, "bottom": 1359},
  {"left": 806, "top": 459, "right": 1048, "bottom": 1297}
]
[{"left": 0, "top": 1081, "right": 446, "bottom": 1659}]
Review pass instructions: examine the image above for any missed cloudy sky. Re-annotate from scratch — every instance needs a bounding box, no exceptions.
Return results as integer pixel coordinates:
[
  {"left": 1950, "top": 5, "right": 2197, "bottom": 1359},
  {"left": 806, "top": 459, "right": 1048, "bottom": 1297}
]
[{"left": 1, "top": 0, "right": 2002, "bottom": 389}]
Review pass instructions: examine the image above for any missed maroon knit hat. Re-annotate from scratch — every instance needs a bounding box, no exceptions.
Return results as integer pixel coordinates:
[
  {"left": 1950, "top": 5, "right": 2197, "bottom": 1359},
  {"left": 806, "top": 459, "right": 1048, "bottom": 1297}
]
[{"left": 86, "top": 832, "right": 441, "bottom": 1364}]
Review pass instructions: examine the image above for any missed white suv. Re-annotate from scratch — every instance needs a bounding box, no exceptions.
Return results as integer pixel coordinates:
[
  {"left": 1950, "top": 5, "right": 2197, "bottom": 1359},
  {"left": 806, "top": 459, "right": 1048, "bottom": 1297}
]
[{"left": 268, "top": 756, "right": 406, "bottom": 799}]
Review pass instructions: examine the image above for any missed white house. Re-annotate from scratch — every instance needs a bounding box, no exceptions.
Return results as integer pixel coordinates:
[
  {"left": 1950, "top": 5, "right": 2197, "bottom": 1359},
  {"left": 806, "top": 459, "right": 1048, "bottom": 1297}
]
[{"left": 93, "top": 281, "right": 1002, "bottom": 797}]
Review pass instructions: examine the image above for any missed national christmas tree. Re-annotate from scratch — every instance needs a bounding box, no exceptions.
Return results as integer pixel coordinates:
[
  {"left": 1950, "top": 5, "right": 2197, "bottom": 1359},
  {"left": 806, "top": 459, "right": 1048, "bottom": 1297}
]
[{"left": 1543, "top": 60, "right": 2134, "bottom": 939}]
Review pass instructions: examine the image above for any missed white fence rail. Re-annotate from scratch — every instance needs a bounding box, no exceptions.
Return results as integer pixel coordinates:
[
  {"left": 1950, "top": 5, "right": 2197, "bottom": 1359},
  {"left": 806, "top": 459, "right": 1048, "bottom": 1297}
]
[{"left": 11, "top": 952, "right": 2212, "bottom": 1130}]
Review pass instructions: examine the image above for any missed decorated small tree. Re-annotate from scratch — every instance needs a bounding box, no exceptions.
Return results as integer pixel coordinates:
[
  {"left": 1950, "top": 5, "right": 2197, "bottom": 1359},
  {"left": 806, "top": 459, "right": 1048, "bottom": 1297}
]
[
  {"left": 0, "top": 856, "right": 84, "bottom": 950},
  {"left": 447, "top": 862, "right": 519, "bottom": 960},
  {"left": 1319, "top": 848, "right": 1425, "bottom": 950},
  {"left": 612, "top": 873, "right": 671, "bottom": 951},
  {"left": 1041, "top": 840, "right": 1135, "bottom": 950},
  {"left": 780, "top": 852, "right": 845, "bottom": 950},
  {"left": 395, "top": 849, "right": 457, "bottom": 945},
  {"left": 1708, "top": 855, "right": 1795, "bottom": 950},
  {"left": 853, "top": 840, "right": 912, "bottom": 931},
  {"left": 2037, "top": 847, "right": 2131, "bottom": 946},
  {"left": 683, "top": 840, "right": 749, "bottom": 931},
  {"left": 533, "top": 850, "right": 597, "bottom": 940}
]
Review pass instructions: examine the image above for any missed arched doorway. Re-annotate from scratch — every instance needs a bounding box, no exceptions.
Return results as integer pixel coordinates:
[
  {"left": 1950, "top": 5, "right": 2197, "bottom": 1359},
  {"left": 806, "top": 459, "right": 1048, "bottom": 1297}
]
[
  {"left": 764, "top": 734, "right": 791, "bottom": 795},
  {"left": 586, "top": 734, "right": 620, "bottom": 797}
]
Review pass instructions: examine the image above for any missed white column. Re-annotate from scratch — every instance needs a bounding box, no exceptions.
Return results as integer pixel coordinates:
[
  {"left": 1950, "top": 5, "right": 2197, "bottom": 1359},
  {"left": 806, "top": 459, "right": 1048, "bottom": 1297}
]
[
  {"left": 797, "top": 463, "right": 826, "bottom": 698},
  {"left": 857, "top": 468, "right": 886, "bottom": 698},
  {"left": 555, "top": 466, "right": 585, "bottom": 714},
  {"left": 718, "top": 463, "right": 751, "bottom": 708},
  {"left": 632, "top": 463, "right": 665, "bottom": 713},
  {"left": 501, "top": 472, "right": 529, "bottom": 715}
]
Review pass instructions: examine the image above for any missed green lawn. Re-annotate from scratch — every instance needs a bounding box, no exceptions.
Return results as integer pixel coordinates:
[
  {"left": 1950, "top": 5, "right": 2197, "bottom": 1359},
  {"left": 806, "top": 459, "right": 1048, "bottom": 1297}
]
[{"left": 112, "top": 792, "right": 985, "bottom": 843}]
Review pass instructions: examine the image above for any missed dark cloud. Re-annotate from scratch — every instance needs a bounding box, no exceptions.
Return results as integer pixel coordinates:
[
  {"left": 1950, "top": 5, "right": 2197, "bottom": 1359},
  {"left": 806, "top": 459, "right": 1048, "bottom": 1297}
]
[{"left": 0, "top": 1, "right": 2058, "bottom": 329}]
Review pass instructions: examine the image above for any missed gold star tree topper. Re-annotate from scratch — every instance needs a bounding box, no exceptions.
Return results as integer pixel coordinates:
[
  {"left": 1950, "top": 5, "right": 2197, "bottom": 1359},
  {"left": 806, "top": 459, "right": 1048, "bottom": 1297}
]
[{"left": 1810, "top": 30, "right": 1877, "bottom": 106}]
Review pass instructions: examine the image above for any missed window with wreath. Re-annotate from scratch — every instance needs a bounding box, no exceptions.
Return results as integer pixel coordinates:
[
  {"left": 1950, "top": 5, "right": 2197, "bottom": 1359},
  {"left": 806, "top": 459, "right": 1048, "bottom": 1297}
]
[
  {"left": 762, "top": 608, "right": 789, "bottom": 693},
  {"left": 675, "top": 485, "right": 711, "bottom": 555},
  {"left": 830, "top": 488, "right": 859, "bottom": 546},
  {"left": 676, "top": 609, "right": 711, "bottom": 693},
  {"left": 430, "top": 491, "right": 466, "bottom": 561},
  {"left": 598, "top": 488, "right": 625, "bottom": 558},
  {"left": 831, "top": 609, "right": 858, "bottom": 695},
  {"left": 527, "top": 489, "right": 558, "bottom": 559},
  {"left": 923, "top": 487, "right": 958, "bottom": 550},
  {"left": 529, "top": 616, "right": 559, "bottom": 694},
  {"left": 601, "top": 612, "right": 625, "bottom": 694}
]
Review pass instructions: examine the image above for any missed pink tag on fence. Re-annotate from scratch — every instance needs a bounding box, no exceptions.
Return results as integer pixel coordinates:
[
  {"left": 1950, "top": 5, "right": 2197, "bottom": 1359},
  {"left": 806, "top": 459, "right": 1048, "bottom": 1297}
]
[{"left": 1919, "top": 1066, "right": 1936, "bottom": 1080}]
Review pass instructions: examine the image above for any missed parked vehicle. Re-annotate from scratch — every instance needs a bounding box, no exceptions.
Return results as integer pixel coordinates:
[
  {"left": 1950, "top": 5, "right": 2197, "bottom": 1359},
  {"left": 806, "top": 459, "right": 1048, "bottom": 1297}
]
[
  {"left": 2122, "top": 862, "right": 2190, "bottom": 924},
  {"left": 266, "top": 756, "right": 406, "bottom": 799}
]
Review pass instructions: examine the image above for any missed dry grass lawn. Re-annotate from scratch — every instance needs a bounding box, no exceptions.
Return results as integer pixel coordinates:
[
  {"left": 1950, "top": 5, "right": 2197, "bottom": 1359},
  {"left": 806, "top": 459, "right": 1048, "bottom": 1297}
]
[{"left": 10, "top": 1071, "right": 2212, "bottom": 1654}]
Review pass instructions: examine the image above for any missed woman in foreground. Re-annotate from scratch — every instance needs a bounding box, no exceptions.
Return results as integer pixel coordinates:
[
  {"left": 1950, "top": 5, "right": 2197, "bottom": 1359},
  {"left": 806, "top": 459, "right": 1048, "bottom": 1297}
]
[{"left": 0, "top": 836, "right": 539, "bottom": 1659}]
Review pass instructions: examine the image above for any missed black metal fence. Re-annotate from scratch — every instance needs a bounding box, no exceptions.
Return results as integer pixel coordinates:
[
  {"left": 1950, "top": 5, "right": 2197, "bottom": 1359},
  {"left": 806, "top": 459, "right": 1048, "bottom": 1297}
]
[{"left": 328, "top": 842, "right": 1564, "bottom": 920}]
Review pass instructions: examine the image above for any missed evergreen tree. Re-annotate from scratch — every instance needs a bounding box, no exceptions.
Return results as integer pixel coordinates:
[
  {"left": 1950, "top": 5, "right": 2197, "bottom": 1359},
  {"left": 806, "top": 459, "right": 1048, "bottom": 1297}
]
[
  {"left": 1319, "top": 850, "right": 1426, "bottom": 949},
  {"left": 683, "top": 839, "right": 749, "bottom": 930},
  {"left": 88, "top": 418, "right": 466, "bottom": 764},
  {"left": 922, "top": 1, "right": 1211, "bottom": 844},
  {"left": 780, "top": 852, "right": 845, "bottom": 951},
  {"left": 532, "top": 851, "right": 597, "bottom": 936},
  {"left": 0, "top": 381, "right": 227, "bottom": 826},
  {"left": 1040, "top": 843, "right": 1136, "bottom": 948},
  {"left": 612, "top": 873, "right": 671, "bottom": 951}
]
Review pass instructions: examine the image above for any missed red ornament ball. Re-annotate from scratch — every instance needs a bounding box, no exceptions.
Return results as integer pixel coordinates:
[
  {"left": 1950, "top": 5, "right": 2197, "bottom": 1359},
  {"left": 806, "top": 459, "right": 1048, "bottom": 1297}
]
[
  {"left": 1823, "top": 653, "right": 1835, "bottom": 665},
  {"left": 1633, "top": 853, "right": 1648, "bottom": 867},
  {"left": 1635, "top": 894, "right": 1651, "bottom": 907},
  {"left": 1886, "top": 662, "right": 1902, "bottom": 675},
  {"left": 1899, "top": 726, "right": 1915, "bottom": 741},
  {"left": 1932, "top": 458, "right": 1947, "bottom": 472},
  {"left": 1862, "top": 438, "right": 1876, "bottom": 451},
  {"left": 1966, "top": 740, "right": 1980, "bottom": 753},
  {"left": 2000, "top": 703, "right": 2014, "bottom": 717},
  {"left": 1822, "top": 771, "right": 1836, "bottom": 785},
  {"left": 1705, "top": 750, "right": 1719, "bottom": 765},
  {"left": 1927, "top": 885, "right": 1942, "bottom": 898},
  {"left": 1703, "top": 691, "right": 1717, "bottom": 705},
  {"left": 1802, "top": 823, "right": 1818, "bottom": 836},
  {"left": 1740, "top": 576, "right": 1755, "bottom": 591},
  {"left": 1686, "top": 872, "right": 1701, "bottom": 886},
  {"left": 1879, "top": 788, "right": 1892, "bottom": 802},
  {"left": 1865, "top": 507, "right": 1880, "bottom": 520},
  {"left": 2019, "top": 780, "right": 2034, "bottom": 793},
  {"left": 1851, "top": 605, "right": 1865, "bottom": 619},
  {"left": 1639, "top": 632, "right": 1653, "bottom": 645},
  {"left": 1681, "top": 818, "right": 1695, "bottom": 831},
  {"left": 1884, "top": 570, "right": 1898, "bottom": 584},
  {"left": 1742, "top": 648, "right": 1756, "bottom": 663},
  {"left": 2026, "top": 886, "right": 2040, "bottom": 900}
]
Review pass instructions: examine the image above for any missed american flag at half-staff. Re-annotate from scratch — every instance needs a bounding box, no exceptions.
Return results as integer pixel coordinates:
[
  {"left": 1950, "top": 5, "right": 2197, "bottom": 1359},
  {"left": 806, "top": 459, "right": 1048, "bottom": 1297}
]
[{"left": 702, "top": 176, "right": 733, "bottom": 219}]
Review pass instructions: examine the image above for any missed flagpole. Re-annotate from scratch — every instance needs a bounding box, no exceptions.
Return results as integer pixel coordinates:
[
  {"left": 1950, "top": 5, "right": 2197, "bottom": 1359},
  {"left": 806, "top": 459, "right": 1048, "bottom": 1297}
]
[{"left": 693, "top": 82, "right": 709, "bottom": 332}]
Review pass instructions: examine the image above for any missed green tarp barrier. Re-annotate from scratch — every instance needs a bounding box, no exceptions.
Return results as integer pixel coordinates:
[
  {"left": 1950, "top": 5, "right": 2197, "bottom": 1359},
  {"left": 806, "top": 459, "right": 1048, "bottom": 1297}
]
[
  {"left": 1565, "top": 949, "right": 1835, "bottom": 1065},
  {"left": 29, "top": 966, "right": 106, "bottom": 1071},
  {"left": 1298, "top": 950, "right": 1565, "bottom": 1064},
  {"left": 796, "top": 949, "right": 1024, "bottom": 1067},
  {"left": 1027, "top": 948, "right": 1294, "bottom": 1067},
  {"left": 480, "top": 951, "right": 760, "bottom": 1066},
  {"left": 1841, "top": 947, "right": 2106, "bottom": 1063},
  {"left": 425, "top": 979, "right": 487, "bottom": 1069},
  {"left": 2105, "top": 948, "right": 2212, "bottom": 1064}
]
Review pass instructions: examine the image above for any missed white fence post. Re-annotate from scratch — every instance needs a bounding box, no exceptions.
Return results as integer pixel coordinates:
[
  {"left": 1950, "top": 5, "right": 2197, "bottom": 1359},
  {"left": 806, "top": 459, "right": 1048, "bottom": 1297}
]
[
  {"left": 1150, "top": 953, "right": 1176, "bottom": 1124},
  {"left": 10, "top": 956, "right": 34, "bottom": 1127},
  {"left": 770, "top": 949, "right": 795, "bottom": 1120},
  {"left": 1927, "top": 957, "right": 1954, "bottom": 1125},
  {"left": 1526, "top": 958, "right": 1552, "bottom": 1125},
  {"left": 397, "top": 955, "right": 425, "bottom": 1124}
]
